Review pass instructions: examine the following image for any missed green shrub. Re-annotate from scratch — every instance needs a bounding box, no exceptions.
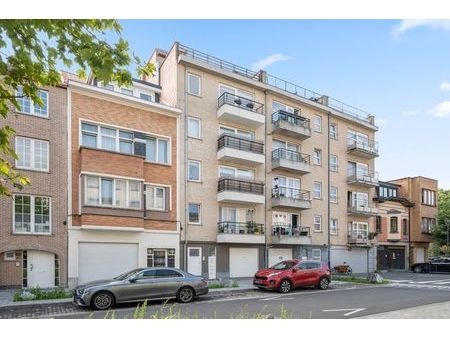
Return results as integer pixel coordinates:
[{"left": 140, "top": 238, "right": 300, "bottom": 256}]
[{"left": 13, "top": 287, "right": 72, "bottom": 302}]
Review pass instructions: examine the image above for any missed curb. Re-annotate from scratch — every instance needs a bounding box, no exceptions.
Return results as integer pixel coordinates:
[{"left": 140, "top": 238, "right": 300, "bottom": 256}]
[{"left": 0, "top": 298, "right": 73, "bottom": 310}]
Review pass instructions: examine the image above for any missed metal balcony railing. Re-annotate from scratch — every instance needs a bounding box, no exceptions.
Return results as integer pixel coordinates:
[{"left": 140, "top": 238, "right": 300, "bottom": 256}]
[
  {"left": 347, "top": 138, "right": 379, "bottom": 154},
  {"left": 217, "top": 134, "right": 264, "bottom": 154},
  {"left": 218, "top": 221, "right": 265, "bottom": 235},
  {"left": 347, "top": 169, "right": 379, "bottom": 182},
  {"left": 272, "top": 148, "right": 310, "bottom": 164},
  {"left": 272, "top": 187, "right": 310, "bottom": 201},
  {"left": 272, "top": 225, "right": 310, "bottom": 237},
  {"left": 272, "top": 110, "right": 310, "bottom": 129},
  {"left": 347, "top": 224, "right": 369, "bottom": 244},
  {"left": 218, "top": 178, "right": 264, "bottom": 195},
  {"left": 217, "top": 92, "right": 264, "bottom": 114}
]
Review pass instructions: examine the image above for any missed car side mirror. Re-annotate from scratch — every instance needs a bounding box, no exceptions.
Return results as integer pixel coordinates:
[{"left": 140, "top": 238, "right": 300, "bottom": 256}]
[{"left": 128, "top": 278, "right": 138, "bottom": 283}]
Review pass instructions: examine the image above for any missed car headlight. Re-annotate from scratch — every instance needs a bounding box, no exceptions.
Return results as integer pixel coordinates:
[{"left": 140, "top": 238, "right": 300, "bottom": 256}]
[{"left": 267, "top": 272, "right": 281, "bottom": 278}]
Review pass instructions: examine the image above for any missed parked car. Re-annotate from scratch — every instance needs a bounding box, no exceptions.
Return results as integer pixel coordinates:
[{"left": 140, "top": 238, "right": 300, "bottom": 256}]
[
  {"left": 411, "top": 257, "right": 450, "bottom": 273},
  {"left": 73, "top": 267, "right": 208, "bottom": 310},
  {"left": 253, "top": 259, "right": 331, "bottom": 293}
]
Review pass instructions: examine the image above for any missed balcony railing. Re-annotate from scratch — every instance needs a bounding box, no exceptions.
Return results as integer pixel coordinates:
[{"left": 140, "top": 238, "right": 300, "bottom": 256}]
[
  {"left": 218, "top": 178, "right": 264, "bottom": 195},
  {"left": 272, "top": 187, "right": 310, "bottom": 201},
  {"left": 218, "top": 221, "right": 265, "bottom": 235},
  {"left": 217, "top": 134, "right": 264, "bottom": 154},
  {"left": 272, "top": 148, "right": 310, "bottom": 164},
  {"left": 272, "top": 225, "right": 310, "bottom": 237},
  {"left": 347, "top": 169, "right": 379, "bottom": 185},
  {"left": 217, "top": 92, "right": 264, "bottom": 114},
  {"left": 347, "top": 138, "right": 379, "bottom": 156},
  {"left": 347, "top": 224, "right": 369, "bottom": 245},
  {"left": 272, "top": 110, "right": 310, "bottom": 129},
  {"left": 347, "top": 198, "right": 377, "bottom": 215}
]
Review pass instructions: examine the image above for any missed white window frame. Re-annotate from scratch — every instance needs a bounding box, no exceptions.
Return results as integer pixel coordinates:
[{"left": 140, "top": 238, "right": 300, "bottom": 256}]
[
  {"left": 312, "top": 249, "right": 322, "bottom": 261},
  {"left": 272, "top": 100, "right": 295, "bottom": 114},
  {"left": 188, "top": 160, "right": 201, "bottom": 182},
  {"left": 219, "top": 125, "right": 255, "bottom": 140},
  {"left": 313, "top": 181, "right": 322, "bottom": 199},
  {"left": 80, "top": 122, "right": 135, "bottom": 155},
  {"left": 314, "top": 215, "right": 322, "bottom": 232},
  {"left": 120, "top": 87, "right": 134, "bottom": 96},
  {"left": 330, "top": 218, "right": 338, "bottom": 235},
  {"left": 84, "top": 175, "right": 142, "bottom": 210},
  {"left": 330, "top": 154, "right": 338, "bottom": 172},
  {"left": 219, "top": 165, "right": 254, "bottom": 180},
  {"left": 13, "top": 194, "right": 52, "bottom": 235},
  {"left": 218, "top": 84, "right": 254, "bottom": 101},
  {"left": 4, "top": 251, "right": 15, "bottom": 261},
  {"left": 330, "top": 186, "right": 338, "bottom": 203},
  {"left": 313, "top": 149, "right": 322, "bottom": 166},
  {"left": 330, "top": 123, "right": 338, "bottom": 139},
  {"left": 16, "top": 87, "right": 49, "bottom": 118},
  {"left": 187, "top": 73, "right": 201, "bottom": 96},
  {"left": 313, "top": 115, "right": 322, "bottom": 132},
  {"left": 187, "top": 117, "right": 202, "bottom": 139},
  {"left": 146, "top": 248, "right": 176, "bottom": 268},
  {"left": 146, "top": 185, "right": 166, "bottom": 211},
  {"left": 145, "top": 136, "right": 171, "bottom": 165},
  {"left": 188, "top": 203, "right": 201, "bottom": 225},
  {"left": 15, "top": 136, "right": 49, "bottom": 172}
]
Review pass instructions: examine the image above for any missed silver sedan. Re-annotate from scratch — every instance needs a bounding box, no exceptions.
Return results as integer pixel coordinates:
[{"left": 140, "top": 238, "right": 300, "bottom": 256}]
[{"left": 73, "top": 267, "right": 208, "bottom": 310}]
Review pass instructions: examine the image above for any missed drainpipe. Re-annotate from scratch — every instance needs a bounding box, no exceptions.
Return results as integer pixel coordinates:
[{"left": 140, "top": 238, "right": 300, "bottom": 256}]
[
  {"left": 408, "top": 206, "right": 411, "bottom": 269},
  {"left": 264, "top": 88, "right": 269, "bottom": 268},
  {"left": 327, "top": 111, "right": 331, "bottom": 269},
  {"left": 183, "top": 66, "right": 189, "bottom": 271}
]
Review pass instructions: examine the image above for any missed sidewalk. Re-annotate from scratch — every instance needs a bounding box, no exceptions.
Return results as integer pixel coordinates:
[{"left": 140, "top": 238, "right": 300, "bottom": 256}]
[{"left": 359, "top": 300, "right": 450, "bottom": 319}]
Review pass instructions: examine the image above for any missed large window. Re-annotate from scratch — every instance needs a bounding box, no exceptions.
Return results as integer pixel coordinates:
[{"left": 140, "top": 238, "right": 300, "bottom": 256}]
[
  {"left": 390, "top": 217, "right": 398, "bottom": 233},
  {"left": 273, "top": 175, "right": 301, "bottom": 199},
  {"left": 14, "top": 195, "right": 51, "bottom": 234},
  {"left": 188, "top": 160, "right": 201, "bottom": 182},
  {"left": 187, "top": 117, "right": 201, "bottom": 139},
  {"left": 16, "top": 86, "right": 48, "bottom": 117},
  {"left": 272, "top": 100, "right": 295, "bottom": 114},
  {"left": 188, "top": 203, "right": 201, "bottom": 224},
  {"left": 347, "top": 129, "right": 369, "bottom": 147},
  {"left": 421, "top": 217, "right": 436, "bottom": 234},
  {"left": 15, "top": 137, "right": 49, "bottom": 171},
  {"left": 350, "top": 222, "right": 369, "bottom": 239},
  {"left": 422, "top": 189, "right": 436, "bottom": 206},
  {"left": 219, "top": 166, "right": 254, "bottom": 180},
  {"left": 85, "top": 175, "right": 141, "bottom": 209},
  {"left": 81, "top": 122, "right": 134, "bottom": 155},
  {"left": 219, "top": 126, "right": 254, "bottom": 140},
  {"left": 147, "top": 249, "right": 176, "bottom": 268},
  {"left": 187, "top": 73, "right": 201, "bottom": 96},
  {"left": 219, "top": 84, "right": 254, "bottom": 105},
  {"left": 146, "top": 185, "right": 166, "bottom": 211},
  {"left": 378, "top": 185, "right": 398, "bottom": 198}
]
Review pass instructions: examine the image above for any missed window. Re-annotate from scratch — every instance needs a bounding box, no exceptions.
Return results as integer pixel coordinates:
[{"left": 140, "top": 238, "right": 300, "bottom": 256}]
[
  {"left": 147, "top": 249, "right": 176, "bottom": 268},
  {"left": 146, "top": 137, "right": 169, "bottom": 164},
  {"left": 376, "top": 216, "right": 382, "bottom": 233},
  {"left": 187, "top": 117, "right": 201, "bottom": 139},
  {"left": 330, "top": 154, "right": 338, "bottom": 172},
  {"left": 85, "top": 175, "right": 141, "bottom": 209},
  {"left": 15, "top": 137, "right": 49, "bottom": 171},
  {"left": 313, "top": 115, "right": 322, "bottom": 132},
  {"left": 102, "top": 83, "right": 114, "bottom": 91},
  {"left": 349, "top": 192, "right": 369, "bottom": 208},
  {"left": 219, "top": 84, "right": 255, "bottom": 105},
  {"left": 422, "top": 189, "right": 436, "bottom": 206},
  {"left": 350, "top": 222, "right": 369, "bottom": 240},
  {"left": 378, "top": 185, "right": 398, "bottom": 198},
  {"left": 219, "top": 166, "right": 254, "bottom": 180},
  {"left": 402, "top": 218, "right": 408, "bottom": 235},
  {"left": 156, "top": 269, "right": 183, "bottom": 278},
  {"left": 140, "top": 93, "right": 152, "bottom": 101},
  {"left": 14, "top": 194, "right": 51, "bottom": 234},
  {"left": 314, "top": 215, "right": 322, "bottom": 232},
  {"left": 119, "top": 131, "right": 133, "bottom": 154},
  {"left": 188, "top": 160, "right": 201, "bottom": 182},
  {"left": 272, "top": 100, "right": 295, "bottom": 114},
  {"left": 187, "top": 73, "right": 201, "bottom": 96},
  {"left": 146, "top": 185, "right": 166, "bottom": 211},
  {"left": 313, "top": 182, "right": 322, "bottom": 199},
  {"left": 312, "top": 249, "right": 322, "bottom": 261},
  {"left": 313, "top": 149, "right": 322, "bottom": 165},
  {"left": 16, "top": 86, "right": 48, "bottom": 117},
  {"left": 330, "top": 186, "right": 338, "bottom": 203},
  {"left": 120, "top": 88, "right": 134, "bottom": 96},
  {"left": 4, "top": 251, "right": 15, "bottom": 261},
  {"left": 219, "top": 126, "right": 254, "bottom": 140},
  {"left": 329, "top": 123, "right": 338, "bottom": 139},
  {"left": 189, "top": 203, "right": 201, "bottom": 224},
  {"left": 81, "top": 122, "right": 136, "bottom": 155},
  {"left": 330, "top": 219, "right": 338, "bottom": 235},
  {"left": 390, "top": 217, "right": 398, "bottom": 233},
  {"left": 421, "top": 217, "right": 436, "bottom": 234},
  {"left": 273, "top": 176, "right": 300, "bottom": 199}
]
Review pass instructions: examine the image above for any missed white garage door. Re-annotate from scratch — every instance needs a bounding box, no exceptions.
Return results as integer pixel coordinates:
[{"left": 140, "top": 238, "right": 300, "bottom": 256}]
[
  {"left": 268, "top": 248, "right": 292, "bottom": 267},
  {"left": 78, "top": 242, "right": 139, "bottom": 285},
  {"left": 330, "top": 246, "right": 367, "bottom": 273},
  {"left": 229, "top": 248, "right": 258, "bottom": 278},
  {"left": 416, "top": 248, "right": 425, "bottom": 263}
]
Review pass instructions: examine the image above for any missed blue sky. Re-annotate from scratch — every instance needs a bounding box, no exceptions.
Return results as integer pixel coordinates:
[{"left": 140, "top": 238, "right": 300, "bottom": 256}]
[{"left": 116, "top": 20, "right": 450, "bottom": 188}]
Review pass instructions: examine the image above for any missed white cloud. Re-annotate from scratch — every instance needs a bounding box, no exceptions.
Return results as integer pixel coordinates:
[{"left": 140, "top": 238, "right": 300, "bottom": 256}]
[
  {"left": 401, "top": 110, "right": 420, "bottom": 117},
  {"left": 440, "top": 81, "right": 450, "bottom": 92},
  {"left": 428, "top": 100, "right": 450, "bottom": 118},
  {"left": 392, "top": 20, "right": 450, "bottom": 36},
  {"left": 375, "top": 118, "right": 389, "bottom": 126},
  {"left": 251, "top": 53, "right": 290, "bottom": 71}
]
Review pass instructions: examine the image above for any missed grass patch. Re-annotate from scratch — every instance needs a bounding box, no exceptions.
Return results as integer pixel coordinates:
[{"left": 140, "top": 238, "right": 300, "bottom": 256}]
[
  {"left": 13, "top": 287, "right": 72, "bottom": 302},
  {"left": 208, "top": 279, "right": 240, "bottom": 289},
  {"left": 208, "top": 282, "right": 226, "bottom": 289},
  {"left": 332, "top": 275, "right": 390, "bottom": 285}
]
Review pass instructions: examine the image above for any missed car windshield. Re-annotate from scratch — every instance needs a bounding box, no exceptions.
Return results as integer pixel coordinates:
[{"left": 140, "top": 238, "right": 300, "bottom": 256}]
[
  {"left": 113, "top": 268, "right": 144, "bottom": 280},
  {"left": 270, "top": 261, "right": 296, "bottom": 270}
]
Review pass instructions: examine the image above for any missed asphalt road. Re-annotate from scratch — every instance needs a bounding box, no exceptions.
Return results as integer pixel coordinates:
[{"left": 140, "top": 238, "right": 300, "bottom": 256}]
[{"left": 50, "top": 283, "right": 450, "bottom": 319}]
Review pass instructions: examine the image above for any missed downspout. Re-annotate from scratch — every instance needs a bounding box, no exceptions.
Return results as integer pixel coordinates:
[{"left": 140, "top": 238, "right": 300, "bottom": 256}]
[
  {"left": 264, "top": 89, "right": 269, "bottom": 268},
  {"left": 183, "top": 67, "right": 189, "bottom": 271},
  {"left": 327, "top": 112, "right": 331, "bottom": 269},
  {"left": 408, "top": 206, "right": 412, "bottom": 269}
]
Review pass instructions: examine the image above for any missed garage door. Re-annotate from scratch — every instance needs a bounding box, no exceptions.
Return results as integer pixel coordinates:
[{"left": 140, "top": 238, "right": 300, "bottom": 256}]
[
  {"left": 268, "top": 248, "right": 292, "bottom": 267},
  {"left": 416, "top": 248, "right": 425, "bottom": 263},
  {"left": 78, "top": 242, "right": 139, "bottom": 284},
  {"left": 229, "top": 248, "right": 258, "bottom": 278},
  {"left": 330, "top": 246, "right": 367, "bottom": 273}
]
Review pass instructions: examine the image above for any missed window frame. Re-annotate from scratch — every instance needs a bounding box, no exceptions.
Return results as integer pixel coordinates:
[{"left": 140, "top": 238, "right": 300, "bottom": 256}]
[
  {"left": 330, "top": 154, "right": 338, "bottom": 172},
  {"left": 4, "top": 251, "right": 16, "bottom": 261},
  {"left": 146, "top": 184, "right": 166, "bottom": 211},
  {"left": 15, "top": 136, "right": 49, "bottom": 172},
  {"left": 330, "top": 218, "right": 338, "bottom": 235},
  {"left": 187, "top": 117, "right": 202, "bottom": 139},
  {"left": 421, "top": 189, "right": 436, "bottom": 206},
  {"left": 390, "top": 216, "right": 399, "bottom": 233},
  {"left": 311, "top": 249, "right": 322, "bottom": 261},
  {"left": 146, "top": 248, "right": 176, "bottom": 268},
  {"left": 13, "top": 194, "right": 52, "bottom": 235},
  {"left": 313, "top": 115, "right": 322, "bottom": 132},
  {"left": 313, "top": 148, "right": 322, "bottom": 166},
  {"left": 330, "top": 186, "right": 338, "bottom": 204},
  {"left": 188, "top": 159, "right": 201, "bottom": 182},
  {"left": 187, "top": 73, "right": 201, "bottom": 96},
  {"left": 15, "top": 87, "right": 49, "bottom": 118},
  {"left": 145, "top": 136, "right": 171, "bottom": 165},
  {"left": 188, "top": 203, "right": 201, "bottom": 225},
  {"left": 329, "top": 123, "right": 338, "bottom": 139},
  {"left": 313, "top": 181, "right": 322, "bottom": 200},
  {"left": 313, "top": 215, "right": 322, "bottom": 232}
]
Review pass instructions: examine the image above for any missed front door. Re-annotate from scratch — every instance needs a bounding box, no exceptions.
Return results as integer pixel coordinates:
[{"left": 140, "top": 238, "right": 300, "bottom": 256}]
[
  {"left": 388, "top": 248, "right": 405, "bottom": 270},
  {"left": 28, "top": 251, "right": 55, "bottom": 288},
  {"left": 208, "top": 247, "right": 217, "bottom": 280},
  {"left": 187, "top": 247, "right": 202, "bottom": 276}
]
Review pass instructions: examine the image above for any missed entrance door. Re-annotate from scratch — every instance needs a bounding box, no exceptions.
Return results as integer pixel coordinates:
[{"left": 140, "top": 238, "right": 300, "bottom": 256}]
[
  {"left": 416, "top": 248, "right": 425, "bottom": 263},
  {"left": 208, "top": 247, "right": 217, "bottom": 280},
  {"left": 388, "top": 248, "right": 405, "bottom": 270},
  {"left": 377, "top": 247, "right": 388, "bottom": 271},
  {"left": 28, "top": 251, "right": 55, "bottom": 288},
  {"left": 187, "top": 247, "right": 202, "bottom": 276}
]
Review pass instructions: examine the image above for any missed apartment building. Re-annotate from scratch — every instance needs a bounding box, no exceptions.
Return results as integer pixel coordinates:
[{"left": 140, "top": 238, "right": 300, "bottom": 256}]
[
  {"left": 66, "top": 75, "right": 181, "bottom": 287},
  {"left": 149, "top": 42, "right": 379, "bottom": 278},
  {"left": 389, "top": 176, "right": 438, "bottom": 265},
  {"left": 373, "top": 181, "right": 414, "bottom": 271},
  {"left": 0, "top": 84, "right": 68, "bottom": 288}
]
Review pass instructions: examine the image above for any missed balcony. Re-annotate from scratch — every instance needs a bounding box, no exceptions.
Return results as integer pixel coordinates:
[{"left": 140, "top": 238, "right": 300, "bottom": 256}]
[
  {"left": 347, "top": 234, "right": 369, "bottom": 246},
  {"left": 271, "top": 225, "right": 312, "bottom": 245},
  {"left": 217, "top": 92, "right": 265, "bottom": 128},
  {"left": 272, "top": 148, "right": 311, "bottom": 175},
  {"left": 272, "top": 110, "right": 311, "bottom": 140},
  {"left": 347, "top": 199, "right": 378, "bottom": 217},
  {"left": 217, "top": 221, "right": 265, "bottom": 244},
  {"left": 347, "top": 223, "right": 369, "bottom": 246},
  {"left": 347, "top": 139, "right": 379, "bottom": 158},
  {"left": 271, "top": 187, "right": 311, "bottom": 210},
  {"left": 217, "top": 134, "right": 265, "bottom": 165},
  {"left": 347, "top": 170, "right": 379, "bottom": 187},
  {"left": 217, "top": 178, "right": 265, "bottom": 204}
]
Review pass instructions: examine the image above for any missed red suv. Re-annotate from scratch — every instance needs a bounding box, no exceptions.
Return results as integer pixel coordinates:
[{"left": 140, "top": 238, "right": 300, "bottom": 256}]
[{"left": 253, "top": 260, "right": 331, "bottom": 293}]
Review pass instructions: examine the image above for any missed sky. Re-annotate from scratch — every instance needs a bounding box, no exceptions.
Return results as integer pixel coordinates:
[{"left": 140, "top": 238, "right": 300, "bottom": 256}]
[{"left": 113, "top": 20, "right": 450, "bottom": 188}]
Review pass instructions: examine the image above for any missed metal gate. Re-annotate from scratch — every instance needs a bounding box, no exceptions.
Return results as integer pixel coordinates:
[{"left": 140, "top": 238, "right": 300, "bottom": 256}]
[{"left": 377, "top": 246, "right": 405, "bottom": 271}]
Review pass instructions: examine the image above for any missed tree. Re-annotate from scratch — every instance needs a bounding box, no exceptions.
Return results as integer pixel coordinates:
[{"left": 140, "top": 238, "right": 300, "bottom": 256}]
[
  {"left": 433, "top": 189, "right": 450, "bottom": 253},
  {"left": 0, "top": 19, "right": 155, "bottom": 196}
]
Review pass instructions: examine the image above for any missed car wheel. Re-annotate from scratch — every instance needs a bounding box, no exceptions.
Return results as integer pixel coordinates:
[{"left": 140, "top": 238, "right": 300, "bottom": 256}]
[
  {"left": 278, "top": 279, "right": 292, "bottom": 293},
  {"left": 91, "top": 291, "right": 115, "bottom": 310},
  {"left": 177, "top": 286, "right": 195, "bottom": 303},
  {"left": 414, "top": 266, "right": 422, "bottom": 273},
  {"left": 318, "top": 277, "right": 329, "bottom": 290}
]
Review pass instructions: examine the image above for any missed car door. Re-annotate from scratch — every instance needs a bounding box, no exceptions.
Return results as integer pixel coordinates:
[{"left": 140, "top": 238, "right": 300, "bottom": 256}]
[
  {"left": 305, "top": 262, "right": 322, "bottom": 286},
  {"left": 119, "top": 269, "right": 159, "bottom": 302},
  {"left": 153, "top": 269, "right": 185, "bottom": 298},
  {"left": 292, "top": 262, "right": 309, "bottom": 287}
]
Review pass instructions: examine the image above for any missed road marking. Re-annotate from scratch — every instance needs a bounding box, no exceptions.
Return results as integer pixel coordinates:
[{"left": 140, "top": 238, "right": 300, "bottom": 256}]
[
  {"left": 388, "top": 280, "right": 414, "bottom": 283},
  {"left": 259, "top": 296, "right": 295, "bottom": 301},
  {"left": 322, "top": 308, "right": 366, "bottom": 316},
  {"left": 415, "top": 279, "right": 450, "bottom": 284},
  {"left": 433, "top": 281, "right": 450, "bottom": 285}
]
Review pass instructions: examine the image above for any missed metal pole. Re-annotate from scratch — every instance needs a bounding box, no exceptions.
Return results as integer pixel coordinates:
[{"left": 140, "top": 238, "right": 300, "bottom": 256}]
[{"left": 446, "top": 220, "right": 450, "bottom": 257}]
